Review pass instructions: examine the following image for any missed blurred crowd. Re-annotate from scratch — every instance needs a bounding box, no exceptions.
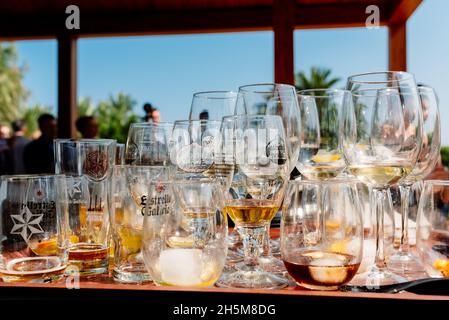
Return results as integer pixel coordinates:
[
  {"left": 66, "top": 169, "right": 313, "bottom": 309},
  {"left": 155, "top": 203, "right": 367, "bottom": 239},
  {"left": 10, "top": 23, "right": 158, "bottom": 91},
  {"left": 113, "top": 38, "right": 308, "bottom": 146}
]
[{"left": 0, "top": 101, "right": 162, "bottom": 175}]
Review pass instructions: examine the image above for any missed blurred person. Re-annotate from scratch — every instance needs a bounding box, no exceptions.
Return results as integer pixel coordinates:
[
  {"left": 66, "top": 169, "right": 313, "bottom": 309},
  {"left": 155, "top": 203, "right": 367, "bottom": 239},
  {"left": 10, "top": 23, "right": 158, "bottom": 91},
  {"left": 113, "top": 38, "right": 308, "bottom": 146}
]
[
  {"left": 151, "top": 108, "right": 160, "bottom": 123},
  {"left": 75, "top": 115, "right": 99, "bottom": 139},
  {"left": 199, "top": 110, "right": 209, "bottom": 120},
  {"left": 7, "top": 120, "right": 30, "bottom": 174},
  {"left": 143, "top": 103, "right": 160, "bottom": 122},
  {"left": 0, "top": 124, "right": 10, "bottom": 175},
  {"left": 24, "top": 114, "right": 57, "bottom": 174}
]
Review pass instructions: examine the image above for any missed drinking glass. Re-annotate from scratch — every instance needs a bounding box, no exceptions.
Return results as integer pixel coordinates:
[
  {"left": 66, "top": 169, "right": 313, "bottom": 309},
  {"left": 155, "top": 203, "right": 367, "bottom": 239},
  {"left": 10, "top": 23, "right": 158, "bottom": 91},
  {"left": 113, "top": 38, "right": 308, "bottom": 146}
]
[
  {"left": 111, "top": 165, "right": 168, "bottom": 283},
  {"left": 189, "top": 91, "right": 237, "bottom": 120},
  {"left": 142, "top": 181, "right": 227, "bottom": 287},
  {"left": 341, "top": 85, "right": 422, "bottom": 285},
  {"left": 216, "top": 115, "right": 289, "bottom": 289},
  {"left": 296, "top": 89, "right": 349, "bottom": 179},
  {"left": 125, "top": 122, "right": 173, "bottom": 166},
  {"left": 388, "top": 86, "right": 441, "bottom": 273},
  {"left": 170, "top": 120, "right": 224, "bottom": 181},
  {"left": 54, "top": 139, "right": 116, "bottom": 276},
  {"left": 416, "top": 180, "right": 449, "bottom": 278},
  {"left": 281, "top": 179, "right": 363, "bottom": 290},
  {"left": 0, "top": 174, "right": 68, "bottom": 282},
  {"left": 115, "top": 143, "right": 125, "bottom": 165},
  {"left": 235, "top": 83, "right": 301, "bottom": 272}
]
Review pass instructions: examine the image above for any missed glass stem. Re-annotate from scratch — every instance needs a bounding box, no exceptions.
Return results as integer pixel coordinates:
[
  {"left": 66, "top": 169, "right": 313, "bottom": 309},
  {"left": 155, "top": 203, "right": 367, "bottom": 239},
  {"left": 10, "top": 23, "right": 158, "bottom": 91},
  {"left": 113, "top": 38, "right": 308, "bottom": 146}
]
[
  {"left": 372, "top": 187, "right": 387, "bottom": 271},
  {"left": 398, "top": 183, "right": 412, "bottom": 255},
  {"left": 237, "top": 225, "right": 265, "bottom": 268},
  {"left": 318, "top": 184, "right": 326, "bottom": 242},
  {"left": 261, "top": 223, "right": 272, "bottom": 257}
]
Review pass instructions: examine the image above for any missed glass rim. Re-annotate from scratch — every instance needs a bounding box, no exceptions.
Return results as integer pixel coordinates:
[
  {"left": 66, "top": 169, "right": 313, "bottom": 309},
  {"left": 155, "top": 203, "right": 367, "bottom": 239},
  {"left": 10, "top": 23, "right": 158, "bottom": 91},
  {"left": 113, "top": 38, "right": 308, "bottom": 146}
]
[
  {"left": 129, "top": 121, "right": 174, "bottom": 128},
  {"left": 114, "top": 164, "right": 167, "bottom": 170},
  {"left": 418, "top": 85, "right": 435, "bottom": 93},
  {"left": 347, "top": 71, "right": 415, "bottom": 85},
  {"left": 192, "top": 91, "right": 237, "bottom": 99},
  {"left": 222, "top": 114, "right": 283, "bottom": 122},
  {"left": 423, "top": 179, "right": 449, "bottom": 186},
  {"left": 287, "top": 178, "right": 360, "bottom": 186},
  {"left": 297, "top": 88, "right": 351, "bottom": 98},
  {"left": 238, "top": 83, "right": 296, "bottom": 93},
  {"left": 54, "top": 138, "right": 116, "bottom": 144},
  {"left": 174, "top": 119, "right": 222, "bottom": 125},
  {"left": 1, "top": 174, "right": 66, "bottom": 181},
  {"left": 352, "top": 87, "right": 418, "bottom": 97}
]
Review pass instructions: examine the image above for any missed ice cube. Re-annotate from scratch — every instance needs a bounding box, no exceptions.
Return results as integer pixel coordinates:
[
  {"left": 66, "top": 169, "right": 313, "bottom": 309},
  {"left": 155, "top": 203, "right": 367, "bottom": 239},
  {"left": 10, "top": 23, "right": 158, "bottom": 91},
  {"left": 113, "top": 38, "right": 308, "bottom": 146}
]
[
  {"left": 159, "top": 248, "right": 202, "bottom": 286},
  {"left": 309, "top": 256, "right": 348, "bottom": 284}
]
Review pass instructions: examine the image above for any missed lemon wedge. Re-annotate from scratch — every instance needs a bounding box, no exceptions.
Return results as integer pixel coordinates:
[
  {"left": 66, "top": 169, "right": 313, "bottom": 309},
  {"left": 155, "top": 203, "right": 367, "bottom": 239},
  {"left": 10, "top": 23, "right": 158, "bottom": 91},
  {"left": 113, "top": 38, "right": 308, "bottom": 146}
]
[{"left": 312, "top": 153, "right": 341, "bottom": 163}]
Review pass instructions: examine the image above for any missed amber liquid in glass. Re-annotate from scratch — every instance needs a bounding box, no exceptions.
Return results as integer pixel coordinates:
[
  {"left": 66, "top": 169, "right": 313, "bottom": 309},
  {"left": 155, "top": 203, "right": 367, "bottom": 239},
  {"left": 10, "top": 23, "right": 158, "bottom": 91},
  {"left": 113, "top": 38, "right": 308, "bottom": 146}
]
[
  {"left": 224, "top": 199, "right": 279, "bottom": 226},
  {"left": 283, "top": 251, "right": 360, "bottom": 290}
]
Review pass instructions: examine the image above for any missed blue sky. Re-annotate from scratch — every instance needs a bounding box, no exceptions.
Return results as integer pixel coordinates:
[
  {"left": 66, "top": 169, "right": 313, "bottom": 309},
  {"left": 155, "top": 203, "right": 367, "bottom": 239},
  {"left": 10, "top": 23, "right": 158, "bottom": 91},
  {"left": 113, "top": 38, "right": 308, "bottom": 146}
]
[{"left": 11, "top": 0, "right": 449, "bottom": 144}]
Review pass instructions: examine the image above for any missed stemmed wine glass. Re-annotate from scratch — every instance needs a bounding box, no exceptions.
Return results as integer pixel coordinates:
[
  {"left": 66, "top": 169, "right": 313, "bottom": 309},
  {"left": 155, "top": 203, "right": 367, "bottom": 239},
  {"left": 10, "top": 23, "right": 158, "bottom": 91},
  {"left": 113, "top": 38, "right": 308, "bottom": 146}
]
[
  {"left": 189, "top": 91, "right": 237, "bottom": 120},
  {"left": 125, "top": 122, "right": 173, "bottom": 166},
  {"left": 342, "top": 76, "right": 423, "bottom": 285},
  {"left": 216, "top": 114, "right": 290, "bottom": 289},
  {"left": 296, "top": 89, "right": 348, "bottom": 179},
  {"left": 234, "top": 83, "right": 301, "bottom": 273},
  {"left": 388, "top": 85, "right": 441, "bottom": 273},
  {"left": 189, "top": 91, "right": 240, "bottom": 255}
]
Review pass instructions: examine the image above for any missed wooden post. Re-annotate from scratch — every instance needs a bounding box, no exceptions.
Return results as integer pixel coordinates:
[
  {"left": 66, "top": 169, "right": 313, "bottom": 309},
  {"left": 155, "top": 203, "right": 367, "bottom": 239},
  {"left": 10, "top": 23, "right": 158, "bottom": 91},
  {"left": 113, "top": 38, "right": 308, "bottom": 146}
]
[
  {"left": 273, "top": 0, "right": 295, "bottom": 84},
  {"left": 388, "top": 22, "right": 407, "bottom": 71},
  {"left": 57, "top": 34, "right": 78, "bottom": 138}
]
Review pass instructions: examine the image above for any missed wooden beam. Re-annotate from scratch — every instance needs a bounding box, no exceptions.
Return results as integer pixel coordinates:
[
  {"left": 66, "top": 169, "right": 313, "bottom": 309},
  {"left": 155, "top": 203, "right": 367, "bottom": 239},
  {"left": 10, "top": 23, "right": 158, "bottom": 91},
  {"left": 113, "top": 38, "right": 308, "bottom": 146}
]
[
  {"left": 57, "top": 35, "right": 78, "bottom": 138},
  {"left": 389, "top": 0, "right": 422, "bottom": 25},
  {"left": 0, "top": 2, "right": 394, "bottom": 40},
  {"left": 273, "top": 0, "right": 295, "bottom": 85},
  {"left": 388, "top": 22, "right": 407, "bottom": 71}
]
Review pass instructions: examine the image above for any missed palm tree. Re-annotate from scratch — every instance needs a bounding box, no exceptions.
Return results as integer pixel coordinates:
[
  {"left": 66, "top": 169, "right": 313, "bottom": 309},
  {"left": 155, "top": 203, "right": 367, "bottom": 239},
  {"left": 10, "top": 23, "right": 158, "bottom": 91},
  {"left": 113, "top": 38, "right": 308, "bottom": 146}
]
[
  {"left": 0, "top": 44, "right": 29, "bottom": 124},
  {"left": 295, "top": 66, "right": 340, "bottom": 91}
]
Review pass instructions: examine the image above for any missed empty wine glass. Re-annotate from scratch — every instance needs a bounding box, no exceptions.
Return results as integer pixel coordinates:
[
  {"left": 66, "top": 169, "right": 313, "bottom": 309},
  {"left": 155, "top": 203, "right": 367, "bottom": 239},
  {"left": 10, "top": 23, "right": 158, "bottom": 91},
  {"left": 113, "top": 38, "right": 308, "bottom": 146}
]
[
  {"left": 216, "top": 115, "right": 290, "bottom": 289},
  {"left": 341, "top": 84, "right": 422, "bottom": 286},
  {"left": 190, "top": 91, "right": 237, "bottom": 121},
  {"left": 296, "top": 89, "right": 349, "bottom": 179},
  {"left": 388, "top": 85, "right": 441, "bottom": 273},
  {"left": 125, "top": 122, "right": 173, "bottom": 166},
  {"left": 235, "top": 83, "right": 301, "bottom": 273}
]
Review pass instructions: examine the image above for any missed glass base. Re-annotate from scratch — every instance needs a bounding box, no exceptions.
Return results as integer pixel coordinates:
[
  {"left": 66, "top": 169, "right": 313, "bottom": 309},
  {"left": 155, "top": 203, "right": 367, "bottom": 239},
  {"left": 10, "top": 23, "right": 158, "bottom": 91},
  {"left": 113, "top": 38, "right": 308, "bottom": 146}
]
[
  {"left": 226, "top": 249, "right": 244, "bottom": 264},
  {"left": 113, "top": 267, "right": 151, "bottom": 284},
  {"left": 215, "top": 269, "right": 288, "bottom": 289},
  {"left": 348, "top": 266, "right": 407, "bottom": 287},
  {"left": 234, "top": 256, "right": 286, "bottom": 274},
  {"left": 270, "top": 239, "right": 281, "bottom": 256},
  {"left": 68, "top": 243, "right": 109, "bottom": 277},
  {"left": 0, "top": 256, "right": 66, "bottom": 283},
  {"left": 387, "top": 252, "right": 425, "bottom": 273}
]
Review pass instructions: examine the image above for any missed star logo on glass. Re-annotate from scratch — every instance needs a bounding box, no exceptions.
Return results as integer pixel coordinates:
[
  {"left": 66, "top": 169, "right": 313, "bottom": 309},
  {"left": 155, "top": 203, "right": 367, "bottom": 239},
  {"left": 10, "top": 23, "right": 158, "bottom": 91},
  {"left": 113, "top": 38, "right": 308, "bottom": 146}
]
[{"left": 10, "top": 206, "right": 44, "bottom": 242}]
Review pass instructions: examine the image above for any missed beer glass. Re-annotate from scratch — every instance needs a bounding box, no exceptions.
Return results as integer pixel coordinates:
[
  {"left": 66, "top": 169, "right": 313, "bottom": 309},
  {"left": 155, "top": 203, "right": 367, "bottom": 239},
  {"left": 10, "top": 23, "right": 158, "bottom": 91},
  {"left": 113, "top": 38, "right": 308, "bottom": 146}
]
[
  {"left": 54, "top": 139, "right": 116, "bottom": 276},
  {"left": 0, "top": 174, "right": 68, "bottom": 282},
  {"left": 111, "top": 165, "right": 168, "bottom": 283}
]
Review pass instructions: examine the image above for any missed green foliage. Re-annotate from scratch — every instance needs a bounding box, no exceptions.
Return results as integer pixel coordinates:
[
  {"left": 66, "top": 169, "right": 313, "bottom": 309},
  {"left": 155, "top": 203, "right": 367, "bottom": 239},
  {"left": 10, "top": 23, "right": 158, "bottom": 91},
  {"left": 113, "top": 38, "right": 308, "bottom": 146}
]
[
  {"left": 296, "top": 67, "right": 341, "bottom": 149},
  {"left": 295, "top": 66, "right": 341, "bottom": 91},
  {"left": 22, "top": 105, "right": 52, "bottom": 137},
  {"left": 441, "top": 146, "right": 449, "bottom": 168},
  {"left": 0, "top": 43, "right": 29, "bottom": 124},
  {"left": 78, "top": 97, "right": 95, "bottom": 117},
  {"left": 80, "top": 93, "right": 139, "bottom": 143}
]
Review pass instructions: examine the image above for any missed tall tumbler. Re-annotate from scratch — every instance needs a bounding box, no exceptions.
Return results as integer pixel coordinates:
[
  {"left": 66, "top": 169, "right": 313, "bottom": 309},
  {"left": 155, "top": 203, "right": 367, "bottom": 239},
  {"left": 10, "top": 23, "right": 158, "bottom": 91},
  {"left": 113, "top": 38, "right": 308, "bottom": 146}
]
[
  {"left": 54, "top": 139, "right": 116, "bottom": 276},
  {"left": 0, "top": 174, "right": 69, "bottom": 282}
]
